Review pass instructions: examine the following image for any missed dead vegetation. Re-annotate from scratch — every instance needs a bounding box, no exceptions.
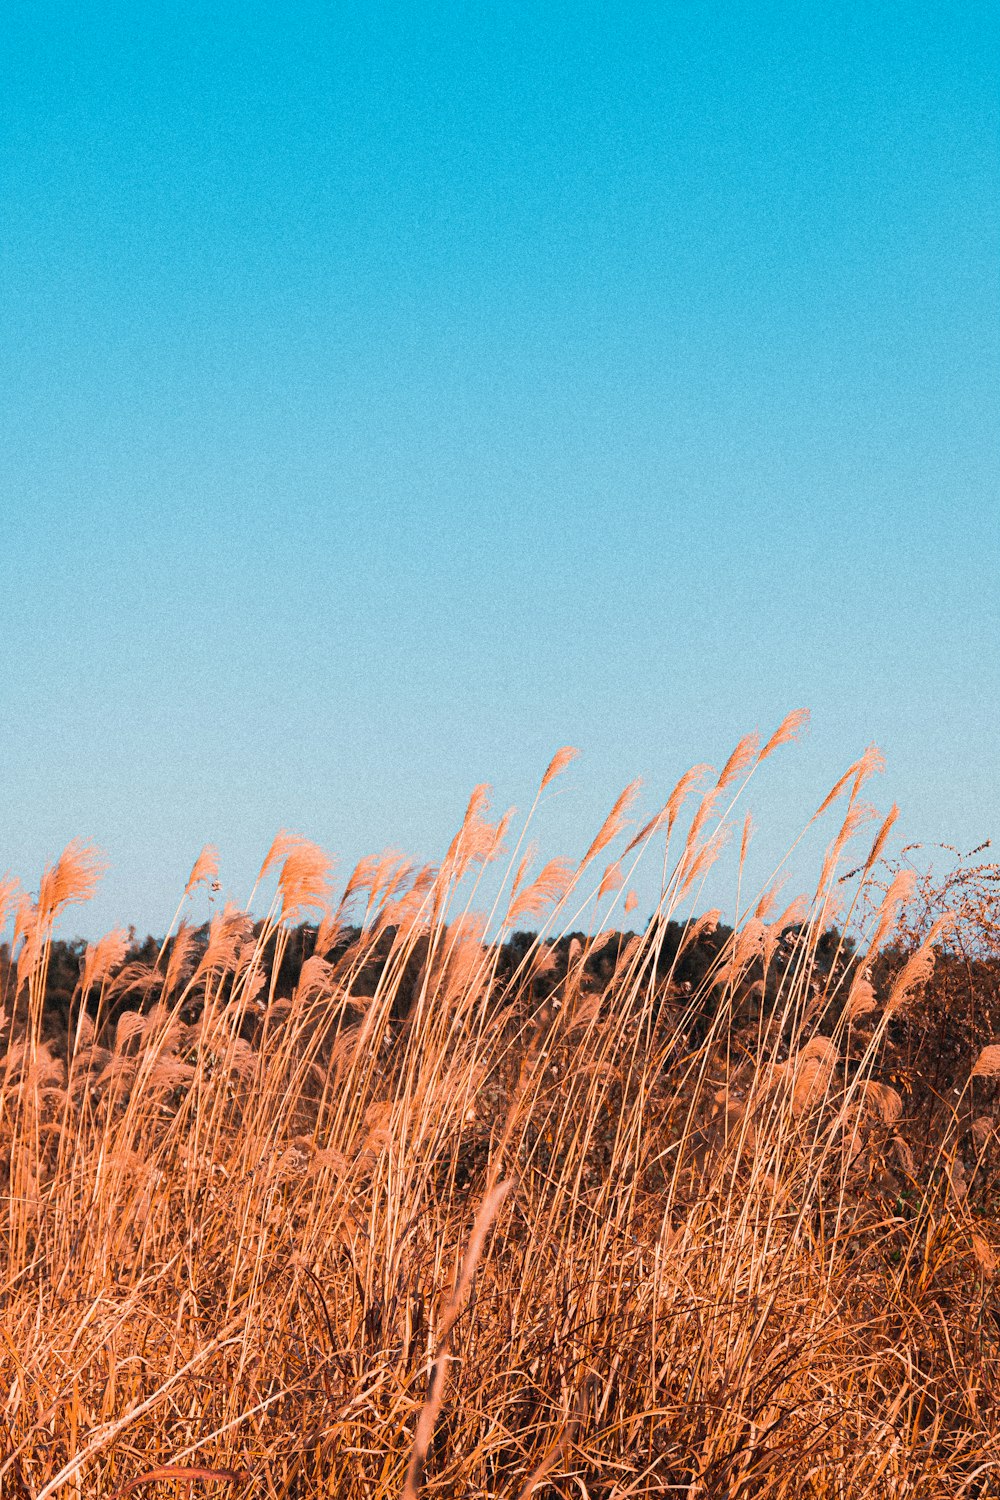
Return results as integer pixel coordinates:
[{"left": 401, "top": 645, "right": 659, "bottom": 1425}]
[{"left": 1, "top": 714, "right": 999, "bottom": 1497}]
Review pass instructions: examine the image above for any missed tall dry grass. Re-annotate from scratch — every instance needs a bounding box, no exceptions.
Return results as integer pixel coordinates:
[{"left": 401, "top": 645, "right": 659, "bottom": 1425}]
[{"left": 1, "top": 718, "right": 999, "bottom": 1497}]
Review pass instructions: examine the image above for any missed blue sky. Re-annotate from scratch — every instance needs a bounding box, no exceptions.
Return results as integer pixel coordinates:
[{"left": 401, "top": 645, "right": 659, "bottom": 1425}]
[{"left": 2, "top": 2, "right": 998, "bottom": 938}]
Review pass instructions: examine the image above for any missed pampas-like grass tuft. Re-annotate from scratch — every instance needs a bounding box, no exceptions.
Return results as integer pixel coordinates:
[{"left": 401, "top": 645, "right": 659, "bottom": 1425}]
[{"left": 0, "top": 723, "right": 998, "bottom": 1497}]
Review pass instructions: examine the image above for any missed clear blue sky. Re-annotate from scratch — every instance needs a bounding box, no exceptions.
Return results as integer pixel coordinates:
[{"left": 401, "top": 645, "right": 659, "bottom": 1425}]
[{"left": 2, "top": 2, "right": 998, "bottom": 938}]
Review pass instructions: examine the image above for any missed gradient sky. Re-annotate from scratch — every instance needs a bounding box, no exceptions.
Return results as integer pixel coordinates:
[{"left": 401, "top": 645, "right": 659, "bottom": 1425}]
[{"left": 2, "top": 2, "right": 998, "bottom": 939}]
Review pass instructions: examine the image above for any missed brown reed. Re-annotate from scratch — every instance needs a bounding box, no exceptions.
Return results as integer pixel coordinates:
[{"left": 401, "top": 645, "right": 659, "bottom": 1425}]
[{"left": 0, "top": 731, "right": 997, "bottom": 1497}]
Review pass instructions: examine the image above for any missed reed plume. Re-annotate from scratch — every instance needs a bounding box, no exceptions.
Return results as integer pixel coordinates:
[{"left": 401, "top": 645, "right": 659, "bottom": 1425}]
[
  {"left": 184, "top": 843, "right": 219, "bottom": 896},
  {"left": 38, "top": 839, "right": 105, "bottom": 922},
  {"left": 539, "top": 744, "right": 580, "bottom": 791},
  {"left": 758, "top": 706, "right": 810, "bottom": 761},
  {"left": 81, "top": 928, "right": 130, "bottom": 996},
  {"left": 506, "top": 857, "right": 575, "bottom": 928}
]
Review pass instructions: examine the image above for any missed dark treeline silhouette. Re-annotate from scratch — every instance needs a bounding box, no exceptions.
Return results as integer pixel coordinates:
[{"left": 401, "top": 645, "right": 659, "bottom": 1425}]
[
  {"left": 4, "top": 915, "right": 998, "bottom": 1147},
  {"left": 0, "top": 915, "right": 849, "bottom": 1028}
]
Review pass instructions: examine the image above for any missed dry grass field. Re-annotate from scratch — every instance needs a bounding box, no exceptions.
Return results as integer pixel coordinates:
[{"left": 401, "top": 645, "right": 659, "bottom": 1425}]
[{"left": 2, "top": 717, "right": 999, "bottom": 1497}]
